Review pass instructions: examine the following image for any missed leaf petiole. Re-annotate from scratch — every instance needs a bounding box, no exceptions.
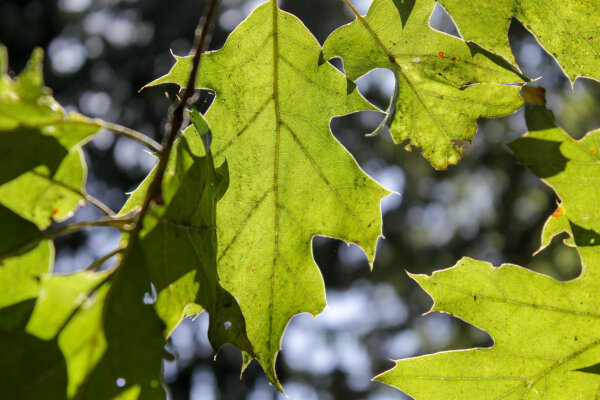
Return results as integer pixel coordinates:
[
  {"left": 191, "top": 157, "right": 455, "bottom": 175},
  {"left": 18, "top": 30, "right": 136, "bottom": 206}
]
[{"left": 93, "top": 120, "right": 163, "bottom": 154}]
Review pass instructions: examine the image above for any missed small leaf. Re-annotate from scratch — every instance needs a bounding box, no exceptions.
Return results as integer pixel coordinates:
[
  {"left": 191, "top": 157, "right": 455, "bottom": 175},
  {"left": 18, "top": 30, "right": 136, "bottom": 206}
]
[
  {"left": 0, "top": 47, "right": 100, "bottom": 228},
  {"left": 323, "top": 0, "right": 526, "bottom": 169},
  {"left": 0, "top": 205, "right": 52, "bottom": 326},
  {"left": 508, "top": 103, "right": 600, "bottom": 256}
]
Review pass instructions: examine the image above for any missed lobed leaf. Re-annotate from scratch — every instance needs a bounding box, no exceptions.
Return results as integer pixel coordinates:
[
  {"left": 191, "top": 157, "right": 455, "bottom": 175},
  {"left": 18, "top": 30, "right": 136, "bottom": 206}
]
[
  {"left": 323, "top": 0, "right": 526, "bottom": 170},
  {"left": 0, "top": 47, "right": 99, "bottom": 228},
  {"left": 149, "top": 0, "right": 390, "bottom": 386},
  {"left": 376, "top": 100, "right": 600, "bottom": 399},
  {"left": 439, "top": 0, "right": 600, "bottom": 83},
  {"left": 377, "top": 257, "right": 600, "bottom": 399}
]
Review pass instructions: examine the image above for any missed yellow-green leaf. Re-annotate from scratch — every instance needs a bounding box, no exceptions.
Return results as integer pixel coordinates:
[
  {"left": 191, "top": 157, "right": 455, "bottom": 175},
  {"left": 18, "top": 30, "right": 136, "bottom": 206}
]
[
  {"left": 439, "top": 0, "right": 600, "bottom": 82},
  {"left": 376, "top": 102, "right": 600, "bottom": 399},
  {"left": 323, "top": 0, "right": 526, "bottom": 169},
  {"left": 0, "top": 47, "right": 99, "bottom": 228},
  {"left": 149, "top": 0, "right": 389, "bottom": 386}
]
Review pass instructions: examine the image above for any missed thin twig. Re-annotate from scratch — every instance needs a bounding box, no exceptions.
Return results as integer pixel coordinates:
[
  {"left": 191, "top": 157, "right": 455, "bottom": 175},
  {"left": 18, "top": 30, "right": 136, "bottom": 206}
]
[
  {"left": 62, "top": 2, "right": 222, "bottom": 366},
  {"left": 93, "top": 120, "right": 163, "bottom": 153},
  {"left": 0, "top": 119, "right": 163, "bottom": 154},
  {"left": 85, "top": 194, "right": 115, "bottom": 217},
  {"left": 0, "top": 216, "right": 135, "bottom": 263},
  {"left": 85, "top": 247, "right": 126, "bottom": 271},
  {"left": 134, "top": 0, "right": 221, "bottom": 227}
]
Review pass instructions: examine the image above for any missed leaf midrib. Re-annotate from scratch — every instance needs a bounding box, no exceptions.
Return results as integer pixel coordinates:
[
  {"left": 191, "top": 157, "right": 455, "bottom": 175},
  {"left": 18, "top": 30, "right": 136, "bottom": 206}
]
[{"left": 269, "top": 0, "right": 281, "bottom": 356}]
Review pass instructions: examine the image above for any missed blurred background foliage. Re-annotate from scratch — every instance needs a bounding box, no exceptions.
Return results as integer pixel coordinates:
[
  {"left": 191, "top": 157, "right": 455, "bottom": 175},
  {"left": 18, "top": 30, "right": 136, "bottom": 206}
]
[{"left": 1, "top": 0, "right": 600, "bottom": 399}]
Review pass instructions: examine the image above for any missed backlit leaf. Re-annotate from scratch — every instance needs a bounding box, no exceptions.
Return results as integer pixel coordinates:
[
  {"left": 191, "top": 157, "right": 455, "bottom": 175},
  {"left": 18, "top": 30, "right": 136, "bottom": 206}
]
[
  {"left": 376, "top": 102, "right": 600, "bottom": 399},
  {"left": 122, "top": 123, "right": 254, "bottom": 354},
  {"left": 0, "top": 47, "right": 99, "bottom": 228},
  {"left": 149, "top": 0, "right": 389, "bottom": 386},
  {"left": 323, "top": 0, "right": 526, "bottom": 169},
  {"left": 439, "top": 0, "right": 600, "bottom": 82}
]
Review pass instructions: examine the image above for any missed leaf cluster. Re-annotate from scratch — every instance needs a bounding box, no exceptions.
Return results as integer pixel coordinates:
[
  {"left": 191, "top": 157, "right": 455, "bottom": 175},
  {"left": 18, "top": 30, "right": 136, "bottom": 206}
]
[{"left": 1, "top": 0, "right": 600, "bottom": 398}]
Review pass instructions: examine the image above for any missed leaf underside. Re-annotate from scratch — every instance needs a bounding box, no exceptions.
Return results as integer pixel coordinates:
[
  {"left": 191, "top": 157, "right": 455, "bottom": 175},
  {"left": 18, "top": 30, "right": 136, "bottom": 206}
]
[
  {"left": 376, "top": 103, "right": 600, "bottom": 399},
  {"left": 0, "top": 47, "right": 99, "bottom": 229},
  {"left": 439, "top": 0, "right": 600, "bottom": 83},
  {"left": 323, "top": 0, "right": 526, "bottom": 170},
  {"left": 149, "top": 0, "right": 390, "bottom": 386}
]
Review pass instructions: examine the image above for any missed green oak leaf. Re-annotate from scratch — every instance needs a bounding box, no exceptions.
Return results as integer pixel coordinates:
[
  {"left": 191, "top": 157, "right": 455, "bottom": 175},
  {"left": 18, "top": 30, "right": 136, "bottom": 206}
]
[
  {"left": 17, "top": 244, "right": 166, "bottom": 400},
  {"left": 0, "top": 116, "right": 236, "bottom": 400},
  {"left": 509, "top": 106, "right": 600, "bottom": 267},
  {"left": 121, "top": 119, "right": 254, "bottom": 355},
  {"left": 0, "top": 271, "right": 108, "bottom": 399},
  {"left": 148, "top": 0, "right": 389, "bottom": 386},
  {"left": 376, "top": 99, "right": 600, "bottom": 399},
  {"left": 323, "top": 0, "right": 526, "bottom": 170},
  {"left": 439, "top": 0, "right": 600, "bottom": 83},
  {"left": 377, "top": 256, "right": 600, "bottom": 399},
  {"left": 0, "top": 46, "right": 99, "bottom": 228}
]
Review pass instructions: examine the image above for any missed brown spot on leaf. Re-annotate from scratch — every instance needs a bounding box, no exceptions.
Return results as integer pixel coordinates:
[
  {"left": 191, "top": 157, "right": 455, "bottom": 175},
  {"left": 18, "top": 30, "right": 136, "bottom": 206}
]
[
  {"left": 589, "top": 36, "right": 596, "bottom": 41},
  {"left": 451, "top": 56, "right": 457, "bottom": 61},
  {"left": 552, "top": 206, "right": 564, "bottom": 218},
  {"left": 524, "top": 161, "right": 533, "bottom": 168}
]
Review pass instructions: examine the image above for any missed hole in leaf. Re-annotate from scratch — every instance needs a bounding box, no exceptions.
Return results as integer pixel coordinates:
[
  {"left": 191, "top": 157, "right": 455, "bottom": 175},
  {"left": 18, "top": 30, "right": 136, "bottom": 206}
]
[
  {"left": 224, "top": 321, "right": 232, "bottom": 330},
  {"left": 429, "top": 3, "right": 461, "bottom": 38},
  {"left": 116, "top": 378, "right": 126, "bottom": 387},
  {"left": 143, "top": 282, "right": 157, "bottom": 305}
]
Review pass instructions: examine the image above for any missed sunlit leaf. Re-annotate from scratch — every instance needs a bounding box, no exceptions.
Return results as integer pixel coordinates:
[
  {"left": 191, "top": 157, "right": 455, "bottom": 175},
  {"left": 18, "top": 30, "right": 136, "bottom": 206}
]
[
  {"left": 149, "top": 0, "right": 389, "bottom": 386},
  {"left": 0, "top": 47, "right": 99, "bottom": 228},
  {"left": 376, "top": 102, "right": 600, "bottom": 399},
  {"left": 323, "top": 0, "right": 525, "bottom": 169},
  {"left": 377, "top": 256, "right": 600, "bottom": 399},
  {"left": 439, "top": 0, "right": 600, "bottom": 82}
]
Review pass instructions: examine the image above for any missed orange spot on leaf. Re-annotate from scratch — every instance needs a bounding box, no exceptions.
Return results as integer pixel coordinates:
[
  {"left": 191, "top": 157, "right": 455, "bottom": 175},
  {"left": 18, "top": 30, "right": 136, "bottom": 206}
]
[
  {"left": 438, "top": 51, "right": 444, "bottom": 57},
  {"left": 52, "top": 208, "right": 59, "bottom": 217},
  {"left": 552, "top": 206, "right": 564, "bottom": 218},
  {"left": 591, "top": 148, "right": 596, "bottom": 154}
]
